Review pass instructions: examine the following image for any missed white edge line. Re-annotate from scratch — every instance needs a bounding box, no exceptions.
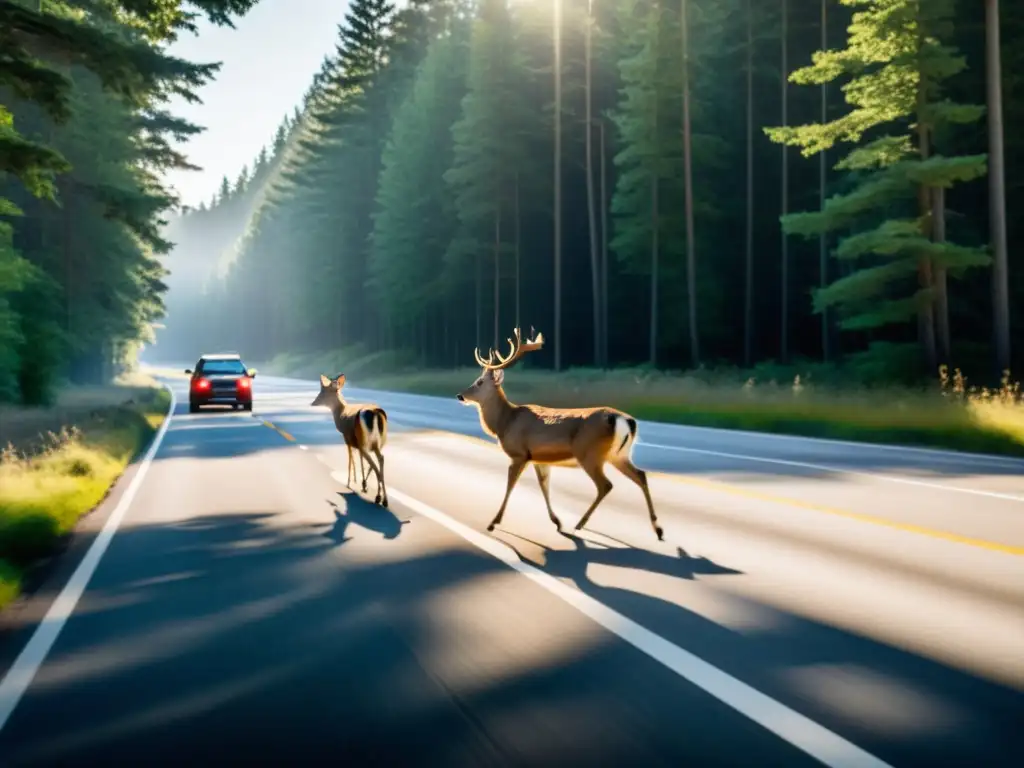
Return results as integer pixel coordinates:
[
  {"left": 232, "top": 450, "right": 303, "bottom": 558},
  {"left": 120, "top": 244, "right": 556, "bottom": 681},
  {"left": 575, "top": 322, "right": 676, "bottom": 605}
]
[
  {"left": 0, "top": 384, "right": 177, "bottom": 733},
  {"left": 254, "top": 377, "right": 1024, "bottom": 469},
  {"left": 382, "top": 487, "right": 892, "bottom": 768},
  {"left": 339, "top": 385, "right": 1024, "bottom": 468},
  {"left": 250, "top": 374, "right": 1024, "bottom": 466},
  {"left": 641, "top": 442, "right": 1024, "bottom": 503}
]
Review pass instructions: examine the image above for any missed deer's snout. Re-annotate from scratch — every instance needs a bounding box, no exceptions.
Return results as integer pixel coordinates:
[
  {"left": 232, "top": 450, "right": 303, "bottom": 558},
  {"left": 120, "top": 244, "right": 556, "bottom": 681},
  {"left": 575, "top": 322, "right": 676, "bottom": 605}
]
[{"left": 456, "top": 393, "right": 465, "bottom": 402}]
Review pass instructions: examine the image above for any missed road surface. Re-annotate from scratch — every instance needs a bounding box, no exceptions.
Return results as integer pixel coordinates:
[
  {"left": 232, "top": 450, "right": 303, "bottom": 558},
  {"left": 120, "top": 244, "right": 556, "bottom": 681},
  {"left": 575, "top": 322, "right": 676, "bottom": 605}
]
[{"left": 0, "top": 370, "right": 1022, "bottom": 766}]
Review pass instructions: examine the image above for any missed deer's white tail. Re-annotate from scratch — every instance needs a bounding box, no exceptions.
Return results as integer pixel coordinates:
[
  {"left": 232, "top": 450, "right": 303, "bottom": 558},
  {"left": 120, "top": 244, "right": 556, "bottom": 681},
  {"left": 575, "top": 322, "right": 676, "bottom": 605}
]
[
  {"left": 364, "top": 409, "right": 388, "bottom": 451},
  {"left": 611, "top": 414, "right": 638, "bottom": 459}
]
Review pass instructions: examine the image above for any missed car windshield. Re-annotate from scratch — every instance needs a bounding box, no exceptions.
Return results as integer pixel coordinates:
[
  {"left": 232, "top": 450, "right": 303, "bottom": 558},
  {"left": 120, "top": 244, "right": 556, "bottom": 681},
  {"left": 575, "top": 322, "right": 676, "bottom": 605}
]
[{"left": 200, "top": 359, "right": 247, "bottom": 375}]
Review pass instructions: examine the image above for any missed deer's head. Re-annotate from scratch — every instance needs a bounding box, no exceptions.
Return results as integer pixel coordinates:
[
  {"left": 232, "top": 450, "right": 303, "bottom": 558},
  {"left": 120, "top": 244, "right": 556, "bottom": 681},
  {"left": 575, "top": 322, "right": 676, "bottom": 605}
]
[
  {"left": 457, "top": 368, "right": 505, "bottom": 405},
  {"left": 311, "top": 373, "right": 346, "bottom": 408},
  {"left": 457, "top": 327, "right": 544, "bottom": 406}
]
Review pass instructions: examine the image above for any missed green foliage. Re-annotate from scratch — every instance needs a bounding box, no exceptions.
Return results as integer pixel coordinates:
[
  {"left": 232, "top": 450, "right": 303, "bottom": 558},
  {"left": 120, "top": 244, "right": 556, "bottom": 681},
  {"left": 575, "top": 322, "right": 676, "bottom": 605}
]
[
  {"left": 766, "top": 0, "right": 989, "bottom": 357},
  {"left": 0, "top": 0, "right": 255, "bottom": 401},
  {"left": 370, "top": 21, "right": 470, "bottom": 324},
  {"left": 153, "top": 0, "right": 1022, "bottom": 395}
]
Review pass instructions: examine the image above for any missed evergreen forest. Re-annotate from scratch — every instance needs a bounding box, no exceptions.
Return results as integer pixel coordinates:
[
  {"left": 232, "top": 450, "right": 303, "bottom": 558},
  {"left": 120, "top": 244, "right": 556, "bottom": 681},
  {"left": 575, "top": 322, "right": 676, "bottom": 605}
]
[{"left": 4, "top": 0, "right": 1023, "bottom": 406}]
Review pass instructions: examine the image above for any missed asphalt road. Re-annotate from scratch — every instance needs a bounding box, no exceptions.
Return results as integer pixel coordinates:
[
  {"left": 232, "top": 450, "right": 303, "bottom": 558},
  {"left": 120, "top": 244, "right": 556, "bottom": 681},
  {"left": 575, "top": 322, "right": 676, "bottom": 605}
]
[{"left": 0, "top": 371, "right": 1022, "bottom": 767}]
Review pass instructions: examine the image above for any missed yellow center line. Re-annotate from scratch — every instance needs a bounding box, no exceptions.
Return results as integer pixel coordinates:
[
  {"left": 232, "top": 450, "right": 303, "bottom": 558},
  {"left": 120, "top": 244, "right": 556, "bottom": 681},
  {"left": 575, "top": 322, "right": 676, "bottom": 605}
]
[
  {"left": 400, "top": 429, "right": 1024, "bottom": 557},
  {"left": 261, "top": 420, "right": 295, "bottom": 442}
]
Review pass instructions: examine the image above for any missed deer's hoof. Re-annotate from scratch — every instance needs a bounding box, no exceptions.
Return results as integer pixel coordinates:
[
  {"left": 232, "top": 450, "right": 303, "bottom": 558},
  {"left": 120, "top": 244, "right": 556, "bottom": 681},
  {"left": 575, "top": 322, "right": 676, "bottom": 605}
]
[
  {"left": 486, "top": 523, "right": 496, "bottom": 532},
  {"left": 374, "top": 495, "right": 382, "bottom": 505},
  {"left": 655, "top": 526, "right": 665, "bottom": 541},
  {"left": 381, "top": 499, "right": 389, "bottom": 509}
]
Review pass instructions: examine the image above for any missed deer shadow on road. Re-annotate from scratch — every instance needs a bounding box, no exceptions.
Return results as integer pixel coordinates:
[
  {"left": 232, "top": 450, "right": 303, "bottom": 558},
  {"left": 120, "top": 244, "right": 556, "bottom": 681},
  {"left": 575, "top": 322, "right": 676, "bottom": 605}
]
[
  {"left": 310, "top": 494, "right": 410, "bottom": 546},
  {"left": 498, "top": 528, "right": 743, "bottom": 586}
]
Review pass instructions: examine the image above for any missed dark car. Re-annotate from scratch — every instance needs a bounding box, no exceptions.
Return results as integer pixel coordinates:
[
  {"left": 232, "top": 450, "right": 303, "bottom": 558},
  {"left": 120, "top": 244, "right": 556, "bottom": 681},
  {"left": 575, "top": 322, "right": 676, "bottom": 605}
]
[{"left": 185, "top": 353, "right": 257, "bottom": 413}]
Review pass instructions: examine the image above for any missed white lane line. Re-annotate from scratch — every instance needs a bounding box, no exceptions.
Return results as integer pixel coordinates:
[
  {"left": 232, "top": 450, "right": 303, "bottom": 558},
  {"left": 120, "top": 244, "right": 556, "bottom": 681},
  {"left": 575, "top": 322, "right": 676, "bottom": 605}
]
[
  {"left": 253, "top": 387, "right": 1024, "bottom": 501},
  {"left": 342, "top": 385, "right": 1024, "bottom": 467},
  {"left": 0, "top": 387, "right": 178, "bottom": 733},
  {"left": 342, "top": 406, "right": 1024, "bottom": 502},
  {"left": 384, "top": 486, "right": 892, "bottom": 768},
  {"left": 250, "top": 374, "right": 1024, "bottom": 467},
  {"left": 639, "top": 442, "right": 1024, "bottom": 503}
]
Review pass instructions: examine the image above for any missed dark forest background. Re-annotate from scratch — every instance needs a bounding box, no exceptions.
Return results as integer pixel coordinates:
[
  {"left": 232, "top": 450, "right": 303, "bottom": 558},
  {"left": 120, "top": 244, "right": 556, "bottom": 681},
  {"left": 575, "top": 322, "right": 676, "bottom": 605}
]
[{"left": 4, "top": 0, "right": 1022, "bottom": 405}]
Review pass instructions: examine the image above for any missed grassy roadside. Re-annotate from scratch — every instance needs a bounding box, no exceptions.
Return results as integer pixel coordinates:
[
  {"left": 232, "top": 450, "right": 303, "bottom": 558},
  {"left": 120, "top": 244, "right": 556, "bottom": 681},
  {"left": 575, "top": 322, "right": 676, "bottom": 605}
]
[
  {"left": 259, "top": 350, "right": 1024, "bottom": 457},
  {"left": 362, "top": 369, "right": 1024, "bottom": 456},
  {"left": 0, "top": 377, "right": 170, "bottom": 611}
]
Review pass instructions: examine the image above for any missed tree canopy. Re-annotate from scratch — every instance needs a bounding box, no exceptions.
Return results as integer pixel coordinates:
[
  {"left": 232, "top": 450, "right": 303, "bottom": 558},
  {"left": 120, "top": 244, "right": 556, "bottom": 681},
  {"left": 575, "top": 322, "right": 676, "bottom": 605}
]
[
  {"left": 24, "top": 0, "right": 1021, "bottom": 392},
  {"left": 0, "top": 0, "right": 257, "bottom": 402}
]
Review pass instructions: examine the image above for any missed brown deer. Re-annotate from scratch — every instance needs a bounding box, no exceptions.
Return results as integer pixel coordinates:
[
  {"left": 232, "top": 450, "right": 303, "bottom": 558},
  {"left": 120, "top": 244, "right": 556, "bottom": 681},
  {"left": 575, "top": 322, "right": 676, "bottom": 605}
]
[
  {"left": 311, "top": 374, "right": 389, "bottom": 508},
  {"left": 456, "top": 328, "right": 663, "bottom": 541}
]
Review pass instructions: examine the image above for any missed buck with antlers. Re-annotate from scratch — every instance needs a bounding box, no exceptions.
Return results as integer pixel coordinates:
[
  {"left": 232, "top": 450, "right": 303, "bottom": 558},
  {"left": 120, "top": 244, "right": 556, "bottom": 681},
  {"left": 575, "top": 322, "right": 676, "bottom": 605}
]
[
  {"left": 311, "top": 374, "right": 389, "bottom": 508},
  {"left": 456, "top": 327, "right": 663, "bottom": 540}
]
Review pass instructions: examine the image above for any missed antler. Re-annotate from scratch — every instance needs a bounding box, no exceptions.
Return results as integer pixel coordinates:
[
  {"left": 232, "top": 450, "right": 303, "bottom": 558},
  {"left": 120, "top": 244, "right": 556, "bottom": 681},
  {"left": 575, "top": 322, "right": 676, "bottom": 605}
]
[{"left": 473, "top": 327, "right": 545, "bottom": 371}]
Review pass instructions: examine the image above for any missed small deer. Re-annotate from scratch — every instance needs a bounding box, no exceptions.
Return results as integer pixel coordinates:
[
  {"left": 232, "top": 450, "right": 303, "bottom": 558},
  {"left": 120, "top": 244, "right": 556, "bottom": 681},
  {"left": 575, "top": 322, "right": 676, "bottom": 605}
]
[
  {"left": 311, "top": 374, "right": 389, "bottom": 508},
  {"left": 456, "top": 328, "right": 663, "bottom": 541}
]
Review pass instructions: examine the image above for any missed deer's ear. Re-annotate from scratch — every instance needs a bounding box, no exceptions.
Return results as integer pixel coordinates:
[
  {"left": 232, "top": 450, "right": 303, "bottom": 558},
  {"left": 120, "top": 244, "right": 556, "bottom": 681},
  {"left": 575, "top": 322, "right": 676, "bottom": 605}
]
[
  {"left": 491, "top": 368, "right": 504, "bottom": 386},
  {"left": 319, "top": 374, "right": 331, "bottom": 388},
  {"left": 336, "top": 374, "right": 346, "bottom": 388}
]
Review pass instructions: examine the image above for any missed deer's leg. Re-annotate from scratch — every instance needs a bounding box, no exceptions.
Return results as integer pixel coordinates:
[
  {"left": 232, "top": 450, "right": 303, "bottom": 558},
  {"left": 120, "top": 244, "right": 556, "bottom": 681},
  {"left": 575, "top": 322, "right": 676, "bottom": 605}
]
[
  {"left": 610, "top": 457, "right": 663, "bottom": 541},
  {"left": 574, "top": 459, "right": 613, "bottom": 533},
  {"left": 533, "top": 464, "right": 563, "bottom": 531},
  {"left": 373, "top": 447, "right": 388, "bottom": 508},
  {"left": 487, "top": 458, "right": 528, "bottom": 532},
  {"left": 346, "top": 443, "right": 355, "bottom": 488},
  {"left": 357, "top": 447, "right": 385, "bottom": 505},
  {"left": 360, "top": 448, "right": 369, "bottom": 492}
]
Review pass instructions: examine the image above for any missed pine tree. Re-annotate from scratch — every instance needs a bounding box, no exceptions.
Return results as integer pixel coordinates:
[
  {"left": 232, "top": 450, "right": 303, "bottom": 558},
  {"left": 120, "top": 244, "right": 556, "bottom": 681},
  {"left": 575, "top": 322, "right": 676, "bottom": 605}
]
[
  {"left": 217, "top": 175, "right": 232, "bottom": 204},
  {"left": 370, "top": 21, "right": 470, "bottom": 335},
  {"left": 766, "top": 0, "right": 990, "bottom": 372},
  {"left": 444, "top": 0, "right": 540, "bottom": 351},
  {"left": 234, "top": 164, "right": 249, "bottom": 195}
]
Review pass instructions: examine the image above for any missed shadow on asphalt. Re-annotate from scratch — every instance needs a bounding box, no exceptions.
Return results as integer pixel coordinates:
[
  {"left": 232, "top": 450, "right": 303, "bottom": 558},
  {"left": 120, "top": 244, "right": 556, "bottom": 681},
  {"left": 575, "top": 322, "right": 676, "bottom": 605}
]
[
  {"left": 500, "top": 530, "right": 743, "bottom": 583},
  {"left": 0, "top": 506, "right": 1019, "bottom": 767},
  {"left": 310, "top": 496, "right": 410, "bottom": 544}
]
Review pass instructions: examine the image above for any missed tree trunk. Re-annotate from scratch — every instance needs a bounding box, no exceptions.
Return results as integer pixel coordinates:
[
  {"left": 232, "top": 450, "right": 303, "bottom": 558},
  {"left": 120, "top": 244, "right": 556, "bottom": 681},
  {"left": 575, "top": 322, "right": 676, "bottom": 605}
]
[
  {"left": 682, "top": 0, "right": 700, "bottom": 367},
  {"left": 986, "top": 0, "right": 1011, "bottom": 375},
  {"left": 650, "top": 174, "right": 659, "bottom": 367},
  {"left": 780, "top": 0, "right": 790, "bottom": 363},
  {"left": 475, "top": 250, "right": 482, "bottom": 351},
  {"left": 819, "top": 0, "right": 830, "bottom": 362},
  {"left": 933, "top": 187, "right": 951, "bottom": 364},
  {"left": 585, "top": 6, "right": 601, "bottom": 366},
  {"left": 494, "top": 204, "right": 501, "bottom": 349},
  {"left": 600, "top": 117, "right": 609, "bottom": 369},
  {"left": 553, "top": 0, "right": 563, "bottom": 370},
  {"left": 916, "top": 84, "right": 938, "bottom": 373},
  {"left": 515, "top": 171, "right": 521, "bottom": 330},
  {"left": 744, "top": 0, "right": 754, "bottom": 367}
]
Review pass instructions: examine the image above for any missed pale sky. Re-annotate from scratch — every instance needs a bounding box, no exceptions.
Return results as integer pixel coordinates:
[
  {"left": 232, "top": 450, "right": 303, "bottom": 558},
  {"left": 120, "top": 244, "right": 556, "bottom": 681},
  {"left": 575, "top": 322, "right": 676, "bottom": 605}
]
[{"left": 163, "top": 1, "right": 349, "bottom": 209}]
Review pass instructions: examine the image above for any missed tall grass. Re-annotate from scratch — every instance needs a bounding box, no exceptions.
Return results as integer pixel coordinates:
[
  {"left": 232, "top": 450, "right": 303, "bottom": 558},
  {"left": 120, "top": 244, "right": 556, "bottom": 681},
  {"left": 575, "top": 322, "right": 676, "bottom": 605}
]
[
  {"left": 0, "top": 386, "right": 170, "bottom": 611},
  {"left": 260, "top": 347, "right": 1024, "bottom": 455}
]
